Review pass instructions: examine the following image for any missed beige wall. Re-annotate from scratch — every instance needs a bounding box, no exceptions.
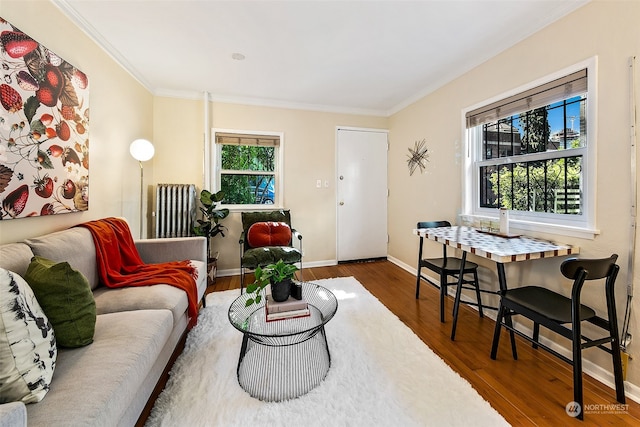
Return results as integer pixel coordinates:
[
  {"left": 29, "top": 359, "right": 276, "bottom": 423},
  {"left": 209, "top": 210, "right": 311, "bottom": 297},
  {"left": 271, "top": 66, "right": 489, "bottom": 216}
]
[
  {"left": 152, "top": 97, "right": 387, "bottom": 270},
  {"left": 388, "top": 1, "right": 640, "bottom": 388},
  {"left": 0, "top": 0, "right": 154, "bottom": 243}
]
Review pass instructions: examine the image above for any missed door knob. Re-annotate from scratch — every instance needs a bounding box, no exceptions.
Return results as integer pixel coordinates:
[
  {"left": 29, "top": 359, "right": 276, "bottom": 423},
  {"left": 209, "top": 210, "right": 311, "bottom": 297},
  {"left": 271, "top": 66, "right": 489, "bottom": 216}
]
[
  {"left": 339, "top": 201, "right": 344, "bottom": 206},
  {"left": 339, "top": 175, "right": 344, "bottom": 180}
]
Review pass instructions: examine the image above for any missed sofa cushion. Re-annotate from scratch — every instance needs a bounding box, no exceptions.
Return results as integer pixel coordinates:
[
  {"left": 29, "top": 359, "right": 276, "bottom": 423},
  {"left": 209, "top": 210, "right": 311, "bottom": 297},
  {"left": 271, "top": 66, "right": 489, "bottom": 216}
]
[
  {"left": 25, "top": 310, "right": 173, "bottom": 427},
  {"left": 0, "top": 243, "right": 34, "bottom": 278},
  {"left": 247, "top": 221, "right": 292, "bottom": 248},
  {"left": 93, "top": 284, "right": 188, "bottom": 327},
  {"left": 25, "top": 227, "right": 100, "bottom": 290},
  {"left": 0, "top": 401, "right": 27, "bottom": 427},
  {"left": 0, "top": 268, "right": 56, "bottom": 404},
  {"left": 24, "top": 256, "right": 96, "bottom": 348}
]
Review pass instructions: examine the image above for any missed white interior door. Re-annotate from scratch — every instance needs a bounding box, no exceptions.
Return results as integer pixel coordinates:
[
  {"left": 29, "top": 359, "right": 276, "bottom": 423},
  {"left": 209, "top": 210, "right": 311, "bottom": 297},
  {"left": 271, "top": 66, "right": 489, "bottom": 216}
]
[{"left": 336, "top": 128, "right": 388, "bottom": 262}]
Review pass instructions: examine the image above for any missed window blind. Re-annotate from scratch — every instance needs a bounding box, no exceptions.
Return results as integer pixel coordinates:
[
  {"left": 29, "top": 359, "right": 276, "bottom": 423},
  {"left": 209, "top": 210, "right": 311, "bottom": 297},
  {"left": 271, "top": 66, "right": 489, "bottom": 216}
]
[
  {"left": 466, "top": 69, "right": 587, "bottom": 128},
  {"left": 215, "top": 132, "right": 280, "bottom": 147}
]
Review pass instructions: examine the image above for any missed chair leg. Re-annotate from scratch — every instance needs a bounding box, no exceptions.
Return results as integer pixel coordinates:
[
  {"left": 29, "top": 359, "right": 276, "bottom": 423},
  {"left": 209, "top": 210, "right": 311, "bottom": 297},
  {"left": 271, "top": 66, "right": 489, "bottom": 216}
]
[
  {"left": 532, "top": 322, "right": 540, "bottom": 349},
  {"left": 450, "top": 272, "right": 464, "bottom": 341},
  {"left": 240, "top": 267, "right": 245, "bottom": 294},
  {"left": 605, "top": 284, "right": 626, "bottom": 404},
  {"left": 473, "top": 270, "right": 483, "bottom": 318},
  {"left": 505, "top": 311, "right": 518, "bottom": 360},
  {"left": 572, "top": 321, "right": 584, "bottom": 420},
  {"left": 611, "top": 336, "right": 627, "bottom": 404},
  {"left": 439, "top": 272, "right": 447, "bottom": 323},
  {"left": 415, "top": 266, "right": 422, "bottom": 299}
]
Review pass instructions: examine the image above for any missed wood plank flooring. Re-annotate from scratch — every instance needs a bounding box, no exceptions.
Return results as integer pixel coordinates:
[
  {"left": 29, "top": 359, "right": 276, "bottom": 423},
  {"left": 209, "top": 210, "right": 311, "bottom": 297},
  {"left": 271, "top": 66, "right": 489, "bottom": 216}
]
[{"left": 208, "top": 260, "right": 640, "bottom": 426}]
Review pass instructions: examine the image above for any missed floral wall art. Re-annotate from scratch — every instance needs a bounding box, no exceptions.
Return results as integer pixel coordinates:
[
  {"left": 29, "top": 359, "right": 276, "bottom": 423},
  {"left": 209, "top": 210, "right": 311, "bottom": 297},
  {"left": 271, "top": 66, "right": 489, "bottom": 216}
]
[{"left": 0, "top": 17, "right": 89, "bottom": 220}]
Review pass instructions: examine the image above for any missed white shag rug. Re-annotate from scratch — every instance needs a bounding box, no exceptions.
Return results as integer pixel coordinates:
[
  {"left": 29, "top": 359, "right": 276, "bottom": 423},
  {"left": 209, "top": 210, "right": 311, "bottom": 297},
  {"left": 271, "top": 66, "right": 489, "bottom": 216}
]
[{"left": 145, "top": 277, "right": 510, "bottom": 427}]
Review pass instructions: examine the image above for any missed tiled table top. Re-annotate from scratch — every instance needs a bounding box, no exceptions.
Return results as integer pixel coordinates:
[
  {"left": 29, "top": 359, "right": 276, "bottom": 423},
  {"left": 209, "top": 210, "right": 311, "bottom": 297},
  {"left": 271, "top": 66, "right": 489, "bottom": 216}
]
[{"left": 413, "top": 226, "right": 579, "bottom": 263}]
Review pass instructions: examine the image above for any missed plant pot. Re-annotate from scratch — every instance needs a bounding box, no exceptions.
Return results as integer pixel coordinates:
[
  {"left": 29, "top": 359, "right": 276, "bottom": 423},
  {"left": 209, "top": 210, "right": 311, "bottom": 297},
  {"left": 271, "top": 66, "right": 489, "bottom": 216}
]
[{"left": 270, "top": 279, "right": 292, "bottom": 302}]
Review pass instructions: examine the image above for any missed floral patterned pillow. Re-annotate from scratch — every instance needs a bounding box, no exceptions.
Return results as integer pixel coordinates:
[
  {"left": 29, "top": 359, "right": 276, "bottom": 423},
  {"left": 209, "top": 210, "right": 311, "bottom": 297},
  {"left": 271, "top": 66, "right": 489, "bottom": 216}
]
[{"left": 0, "top": 268, "right": 56, "bottom": 403}]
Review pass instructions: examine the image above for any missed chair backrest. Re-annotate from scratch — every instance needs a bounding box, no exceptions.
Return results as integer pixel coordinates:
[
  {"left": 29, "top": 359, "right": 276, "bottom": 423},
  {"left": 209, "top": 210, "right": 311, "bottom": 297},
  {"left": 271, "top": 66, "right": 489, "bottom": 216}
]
[
  {"left": 241, "top": 210, "right": 293, "bottom": 252},
  {"left": 561, "top": 254, "right": 620, "bottom": 303},
  {"left": 417, "top": 220, "right": 451, "bottom": 229},
  {"left": 416, "top": 221, "right": 452, "bottom": 259},
  {"left": 560, "top": 254, "right": 619, "bottom": 281}
]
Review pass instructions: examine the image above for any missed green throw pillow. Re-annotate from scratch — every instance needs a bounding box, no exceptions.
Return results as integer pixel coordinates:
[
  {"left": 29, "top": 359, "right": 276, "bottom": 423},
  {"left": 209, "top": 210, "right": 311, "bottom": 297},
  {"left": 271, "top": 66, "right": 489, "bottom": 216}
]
[{"left": 25, "top": 256, "right": 96, "bottom": 348}]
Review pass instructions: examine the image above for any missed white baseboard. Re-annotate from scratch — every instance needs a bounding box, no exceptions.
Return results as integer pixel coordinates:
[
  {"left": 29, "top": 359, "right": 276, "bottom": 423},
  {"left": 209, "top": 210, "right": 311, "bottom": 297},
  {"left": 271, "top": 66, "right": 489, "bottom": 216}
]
[{"left": 386, "top": 255, "right": 640, "bottom": 404}]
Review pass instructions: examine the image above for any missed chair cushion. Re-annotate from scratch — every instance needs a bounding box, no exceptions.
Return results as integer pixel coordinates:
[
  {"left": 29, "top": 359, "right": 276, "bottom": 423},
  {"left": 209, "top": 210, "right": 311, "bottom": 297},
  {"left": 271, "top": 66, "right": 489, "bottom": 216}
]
[
  {"left": 247, "top": 222, "right": 292, "bottom": 248},
  {"left": 421, "top": 257, "right": 478, "bottom": 274},
  {"left": 503, "top": 286, "right": 596, "bottom": 323},
  {"left": 241, "top": 247, "right": 302, "bottom": 269},
  {"left": 0, "top": 268, "right": 56, "bottom": 404},
  {"left": 24, "top": 256, "right": 96, "bottom": 348}
]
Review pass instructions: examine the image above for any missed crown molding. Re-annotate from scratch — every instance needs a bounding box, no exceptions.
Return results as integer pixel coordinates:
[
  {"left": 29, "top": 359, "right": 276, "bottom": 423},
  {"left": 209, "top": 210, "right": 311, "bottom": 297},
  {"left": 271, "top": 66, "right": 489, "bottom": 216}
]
[
  {"left": 155, "top": 88, "right": 390, "bottom": 117},
  {"left": 52, "top": 0, "right": 154, "bottom": 93}
]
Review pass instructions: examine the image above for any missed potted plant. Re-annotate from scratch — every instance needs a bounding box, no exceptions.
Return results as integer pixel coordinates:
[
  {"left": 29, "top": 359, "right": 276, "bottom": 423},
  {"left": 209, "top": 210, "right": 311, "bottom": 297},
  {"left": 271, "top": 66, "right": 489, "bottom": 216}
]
[
  {"left": 245, "top": 260, "right": 299, "bottom": 306},
  {"left": 193, "top": 189, "right": 229, "bottom": 284}
]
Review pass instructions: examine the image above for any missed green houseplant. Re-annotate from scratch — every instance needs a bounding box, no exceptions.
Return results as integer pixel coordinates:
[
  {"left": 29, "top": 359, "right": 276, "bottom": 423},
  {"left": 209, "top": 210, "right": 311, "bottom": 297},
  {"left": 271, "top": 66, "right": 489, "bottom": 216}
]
[
  {"left": 193, "top": 189, "right": 230, "bottom": 284},
  {"left": 245, "top": 260, "right": 299, "bottom": 306},
  {"left": 193, "top": 189, "right": 230, "bottom": 255}
]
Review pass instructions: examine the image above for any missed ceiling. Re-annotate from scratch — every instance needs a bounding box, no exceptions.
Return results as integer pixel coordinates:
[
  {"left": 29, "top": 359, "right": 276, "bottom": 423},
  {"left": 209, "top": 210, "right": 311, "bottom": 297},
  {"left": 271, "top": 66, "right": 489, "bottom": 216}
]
[{"left": 53, "top": 0, "right": 589, "bottom": 117}]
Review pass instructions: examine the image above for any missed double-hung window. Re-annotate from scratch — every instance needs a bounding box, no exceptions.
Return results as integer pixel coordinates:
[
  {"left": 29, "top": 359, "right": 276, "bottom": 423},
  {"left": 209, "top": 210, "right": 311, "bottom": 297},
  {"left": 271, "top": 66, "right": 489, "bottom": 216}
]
[
  {"left": 213, "top": 130, "right": 283, "bottom": 209},
  {"left": 463, "top": 59, "right": 597, "bottom": 237}
]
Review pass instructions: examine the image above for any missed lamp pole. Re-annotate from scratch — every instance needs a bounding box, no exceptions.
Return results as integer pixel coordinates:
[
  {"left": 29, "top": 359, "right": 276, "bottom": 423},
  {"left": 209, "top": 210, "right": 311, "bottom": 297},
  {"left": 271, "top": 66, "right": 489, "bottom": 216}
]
[
  {"left": 138, "top": 159, "right": 144, "bottom": 239},
  {"left": 129, "top": 139, "right": 155, "bottom": 239}
]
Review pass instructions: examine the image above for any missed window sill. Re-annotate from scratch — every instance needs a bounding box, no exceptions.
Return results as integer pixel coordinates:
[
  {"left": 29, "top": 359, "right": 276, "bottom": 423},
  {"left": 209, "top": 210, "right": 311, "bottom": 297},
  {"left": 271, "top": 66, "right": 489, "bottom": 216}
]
[
  {"left": 461, "top": 214, "right": 599, "bottom": 240},
  {"left": 225, "top": 204, "right": 284, "bottom": 213},
  {"left": 510, "top": 219, "right": 599, "bottom": 240}
]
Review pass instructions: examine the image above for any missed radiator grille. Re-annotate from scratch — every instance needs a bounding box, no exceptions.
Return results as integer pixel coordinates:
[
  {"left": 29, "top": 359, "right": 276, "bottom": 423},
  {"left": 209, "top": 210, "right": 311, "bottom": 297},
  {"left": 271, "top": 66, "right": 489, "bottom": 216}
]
[{"left": 155, "top": 184, "right": 197, "bottom": 238}]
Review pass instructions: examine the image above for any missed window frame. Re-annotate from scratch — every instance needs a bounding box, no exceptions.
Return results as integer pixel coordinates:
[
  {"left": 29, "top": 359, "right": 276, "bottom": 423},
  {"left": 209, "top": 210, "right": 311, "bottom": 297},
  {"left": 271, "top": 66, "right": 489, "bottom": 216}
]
[
  {"left": 462, "top": 57, "right": 598, "bottom": 239},
  {"left": 210, "top": 128, "right": 284, "bottom": 211}
]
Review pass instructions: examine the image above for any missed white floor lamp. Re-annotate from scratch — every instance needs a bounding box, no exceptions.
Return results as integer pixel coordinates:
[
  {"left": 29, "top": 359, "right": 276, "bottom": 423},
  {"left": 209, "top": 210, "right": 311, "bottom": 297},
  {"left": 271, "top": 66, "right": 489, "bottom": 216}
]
[{"left": 129, "top": 139, "right": 155, "bottom": 239}]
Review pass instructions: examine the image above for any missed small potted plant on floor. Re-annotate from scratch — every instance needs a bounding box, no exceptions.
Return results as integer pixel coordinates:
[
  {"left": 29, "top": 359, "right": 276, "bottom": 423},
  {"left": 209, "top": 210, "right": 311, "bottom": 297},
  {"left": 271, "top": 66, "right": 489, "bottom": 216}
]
[
  {"left": 245, "top": 260, "right": 299, "bottom": 306},
  {"left": 193, "top": 189, "right": 229, "bottom": 285}
]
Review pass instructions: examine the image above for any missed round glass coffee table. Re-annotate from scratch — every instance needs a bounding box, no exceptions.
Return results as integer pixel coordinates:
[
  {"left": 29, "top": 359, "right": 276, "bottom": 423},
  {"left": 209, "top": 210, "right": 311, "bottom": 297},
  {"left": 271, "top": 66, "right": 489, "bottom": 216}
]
[{"left": 228, "top": 282, "right": 338, "bottom": 401}]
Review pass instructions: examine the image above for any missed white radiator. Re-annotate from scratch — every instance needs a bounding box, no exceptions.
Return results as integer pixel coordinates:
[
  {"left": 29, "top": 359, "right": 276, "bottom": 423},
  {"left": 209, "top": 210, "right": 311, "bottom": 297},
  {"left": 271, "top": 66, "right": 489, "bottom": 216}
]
[{"left": 155, "top": 184, "right": 197, "bottom": 238}]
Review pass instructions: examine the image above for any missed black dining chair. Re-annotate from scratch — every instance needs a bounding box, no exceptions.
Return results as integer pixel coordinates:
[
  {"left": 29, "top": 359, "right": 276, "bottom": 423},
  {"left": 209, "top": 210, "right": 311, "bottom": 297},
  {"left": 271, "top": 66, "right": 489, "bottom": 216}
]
[
  {"left": 490, "top": 254, "right": 626, "bottom": 420},
  {"left": 415, "top": 221, "right": 485, "bottom": 336}
]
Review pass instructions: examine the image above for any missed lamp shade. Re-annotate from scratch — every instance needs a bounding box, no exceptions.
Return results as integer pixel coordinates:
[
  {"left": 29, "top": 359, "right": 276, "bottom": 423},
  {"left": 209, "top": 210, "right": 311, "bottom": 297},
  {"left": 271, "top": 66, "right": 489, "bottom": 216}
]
[{"left": 129, "top": 139, "right": 155, "bottom": 161}]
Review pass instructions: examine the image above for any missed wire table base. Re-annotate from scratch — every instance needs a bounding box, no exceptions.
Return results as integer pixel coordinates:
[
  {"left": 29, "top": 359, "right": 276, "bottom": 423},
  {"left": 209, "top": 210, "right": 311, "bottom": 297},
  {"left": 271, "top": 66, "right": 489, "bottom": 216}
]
[
  {"left": 238, "top": 327, "right": 331, "bottom": 401},
  {"left": 228, "top": 282, "right": 338, "bottom": 402}
]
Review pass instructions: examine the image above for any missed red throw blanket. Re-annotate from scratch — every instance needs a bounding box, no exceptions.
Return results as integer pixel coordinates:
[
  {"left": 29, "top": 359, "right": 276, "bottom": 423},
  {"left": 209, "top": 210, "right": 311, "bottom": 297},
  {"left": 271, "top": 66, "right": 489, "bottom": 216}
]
[{"left": 78, "top": 217, "right": 199, "bottom": 328}]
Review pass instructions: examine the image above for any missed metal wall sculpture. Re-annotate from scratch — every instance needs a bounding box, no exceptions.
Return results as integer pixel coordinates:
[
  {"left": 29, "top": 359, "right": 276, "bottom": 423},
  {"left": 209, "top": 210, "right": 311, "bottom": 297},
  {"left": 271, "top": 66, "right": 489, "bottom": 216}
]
[
  {"left": 0, "top": 17, "right": 89, "bottom": 220},
  {"left": 407, "top": 138, "right": 429, "bottom": 176}
]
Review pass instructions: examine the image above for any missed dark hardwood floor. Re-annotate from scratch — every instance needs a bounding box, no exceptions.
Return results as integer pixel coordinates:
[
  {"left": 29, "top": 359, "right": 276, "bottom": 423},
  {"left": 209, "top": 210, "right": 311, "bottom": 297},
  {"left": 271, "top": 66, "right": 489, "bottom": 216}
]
[{"left": 208, "top": 260, "right": 640, "bottom": 426}]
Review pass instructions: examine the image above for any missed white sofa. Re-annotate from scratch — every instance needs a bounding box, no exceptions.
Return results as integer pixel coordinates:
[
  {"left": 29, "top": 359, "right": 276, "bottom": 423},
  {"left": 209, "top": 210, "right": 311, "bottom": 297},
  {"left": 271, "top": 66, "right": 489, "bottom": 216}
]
[{"left": 0, "top": 222, "right": 207, "bottom": 426}]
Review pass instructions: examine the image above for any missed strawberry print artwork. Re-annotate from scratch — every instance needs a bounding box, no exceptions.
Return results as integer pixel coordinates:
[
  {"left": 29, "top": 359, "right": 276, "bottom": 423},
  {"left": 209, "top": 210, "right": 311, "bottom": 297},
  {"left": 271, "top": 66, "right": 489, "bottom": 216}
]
[{"left": 0, "top": 16, "right": 89, "bottom": 220}]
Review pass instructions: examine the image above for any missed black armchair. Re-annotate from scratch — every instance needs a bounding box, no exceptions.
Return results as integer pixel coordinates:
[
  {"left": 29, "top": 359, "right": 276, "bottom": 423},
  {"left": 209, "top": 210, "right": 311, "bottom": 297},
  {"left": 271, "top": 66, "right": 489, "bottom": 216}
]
[{"left": 239, "top": 210, "right": 302, "bottom": 292}]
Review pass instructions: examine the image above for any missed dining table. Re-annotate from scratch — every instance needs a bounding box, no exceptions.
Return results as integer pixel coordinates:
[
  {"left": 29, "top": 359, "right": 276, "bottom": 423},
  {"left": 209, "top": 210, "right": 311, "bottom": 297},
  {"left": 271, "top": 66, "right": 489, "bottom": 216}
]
[{"left": 413, "top": 225, "right": 579, "bottom": 340}]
